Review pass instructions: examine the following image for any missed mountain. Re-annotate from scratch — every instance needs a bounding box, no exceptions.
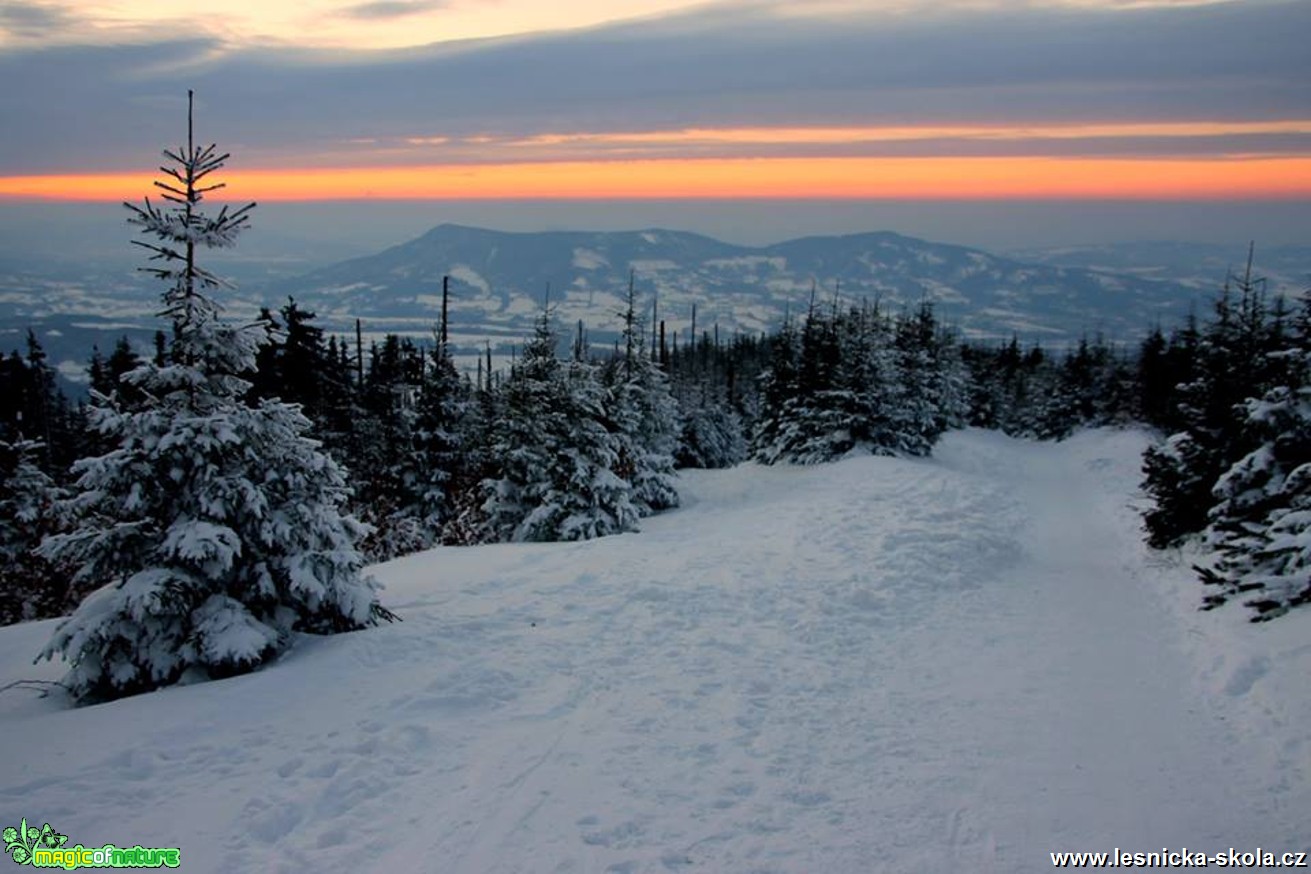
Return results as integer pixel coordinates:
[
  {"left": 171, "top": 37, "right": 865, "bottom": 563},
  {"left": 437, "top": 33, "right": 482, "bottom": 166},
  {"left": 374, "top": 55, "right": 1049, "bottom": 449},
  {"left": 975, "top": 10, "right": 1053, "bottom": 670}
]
[
  {"left": 7, "top": 224, "right": 1296, "bottom": 382},
  {"left": 280, "top": 224, "right": 1222, "bottom": 351},
  {"left": 1009, "top": 241, "right": 1311, "bottom": 299}
]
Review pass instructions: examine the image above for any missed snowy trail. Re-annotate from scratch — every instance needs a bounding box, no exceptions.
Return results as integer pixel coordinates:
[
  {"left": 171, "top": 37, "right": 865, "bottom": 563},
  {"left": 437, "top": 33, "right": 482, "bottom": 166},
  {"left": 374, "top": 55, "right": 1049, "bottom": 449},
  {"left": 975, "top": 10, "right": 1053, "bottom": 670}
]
[
  {"left": 929, "top": 433, "right": 1288, "bottom": 862},
  {"left": 0, "top": 429, "right": 1305, "bottom": 873}
]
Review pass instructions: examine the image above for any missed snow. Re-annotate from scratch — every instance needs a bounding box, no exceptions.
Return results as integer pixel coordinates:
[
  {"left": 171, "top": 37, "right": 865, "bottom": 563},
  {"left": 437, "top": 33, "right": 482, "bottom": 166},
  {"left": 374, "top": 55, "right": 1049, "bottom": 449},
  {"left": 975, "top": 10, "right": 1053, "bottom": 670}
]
[
  {"left": 56, "top": 359, "right": 90, "bottom": 384},
  {"left": 628, "top": 259, "right": 679, "bottom": 272},
  {"left": 1, "top": 428, "right": 1306, "bottom": 872},
  {"left": 703, "top": 256, "right": 788, "bottom": 272},
  {"left": 572, "top": 248, "right": 609, "bottom": 271},
  {"left": 448, "top": 265, "right": 492, "bottom": 297},
  {"left": 501, "top": 297, "right": 539, "bottom": 316}
]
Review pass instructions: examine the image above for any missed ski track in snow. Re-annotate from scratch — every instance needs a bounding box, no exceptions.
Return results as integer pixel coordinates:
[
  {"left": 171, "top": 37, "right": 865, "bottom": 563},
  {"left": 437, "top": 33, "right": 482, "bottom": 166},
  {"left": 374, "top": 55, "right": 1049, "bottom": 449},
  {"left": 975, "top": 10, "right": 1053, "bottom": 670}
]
[{"left": 0, "top": 429, "right": 1305, "bottom": 873}]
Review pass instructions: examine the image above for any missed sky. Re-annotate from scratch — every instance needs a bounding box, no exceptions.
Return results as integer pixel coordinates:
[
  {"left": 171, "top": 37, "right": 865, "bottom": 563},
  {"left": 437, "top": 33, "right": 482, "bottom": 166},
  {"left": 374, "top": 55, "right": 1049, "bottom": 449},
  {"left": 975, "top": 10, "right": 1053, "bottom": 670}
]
[{"left": 0, "top": 0, "right": 1309, "bottom": 249}]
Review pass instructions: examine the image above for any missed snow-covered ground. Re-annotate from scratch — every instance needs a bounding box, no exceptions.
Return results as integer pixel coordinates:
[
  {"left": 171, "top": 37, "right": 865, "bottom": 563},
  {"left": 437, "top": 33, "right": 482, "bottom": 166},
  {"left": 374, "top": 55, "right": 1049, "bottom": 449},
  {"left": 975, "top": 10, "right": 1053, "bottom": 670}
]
[{"left": 1, "top": 429, "right": 1306, "bottom": 872}]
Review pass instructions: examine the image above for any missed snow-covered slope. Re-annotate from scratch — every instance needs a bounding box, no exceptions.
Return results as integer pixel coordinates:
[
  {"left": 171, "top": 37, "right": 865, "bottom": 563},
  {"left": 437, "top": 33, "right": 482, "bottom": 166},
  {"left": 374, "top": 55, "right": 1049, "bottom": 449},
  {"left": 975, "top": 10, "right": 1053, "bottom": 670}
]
[
  {"left": 1010, "top": 241, "right": 1311, "bottom": 301},
  {"left": 1, "top": 429, "right": 1306, "bottom": 872}
]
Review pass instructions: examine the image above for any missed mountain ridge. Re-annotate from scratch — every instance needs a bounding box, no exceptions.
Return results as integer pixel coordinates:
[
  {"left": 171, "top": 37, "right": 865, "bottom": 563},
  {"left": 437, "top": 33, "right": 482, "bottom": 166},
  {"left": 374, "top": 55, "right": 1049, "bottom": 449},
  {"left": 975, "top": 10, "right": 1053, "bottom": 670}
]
[
  {"left": 8, "top": 226, "right": 1294, "bottom": 383},
  {"left": 282, "top": 223, "right": 1212, "bottom": 347}
]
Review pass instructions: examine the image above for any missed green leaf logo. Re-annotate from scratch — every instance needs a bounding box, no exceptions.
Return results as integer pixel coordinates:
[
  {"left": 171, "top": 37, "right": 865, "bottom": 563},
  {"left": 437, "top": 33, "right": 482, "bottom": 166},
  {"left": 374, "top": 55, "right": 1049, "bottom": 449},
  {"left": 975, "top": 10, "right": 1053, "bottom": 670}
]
[{"left": 3, "top": 819, "right": 65, "bottom": 867}]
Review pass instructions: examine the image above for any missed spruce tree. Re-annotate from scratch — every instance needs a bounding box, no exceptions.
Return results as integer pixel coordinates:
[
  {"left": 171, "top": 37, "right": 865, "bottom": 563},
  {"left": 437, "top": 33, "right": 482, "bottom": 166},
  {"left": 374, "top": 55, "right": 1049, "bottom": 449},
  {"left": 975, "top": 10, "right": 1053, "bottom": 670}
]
[
  {"left": 0, "top": 351, "right": 27, "bottom": 442},
  {"left": 317, "top": 334, "right": 365, "bottom": 468},
  {"left": 353, "top": 335, "right": 429, "bottom": 560},
  {"left": 37, "top": 92, "right": 392, "bottom": 702},
  {"left": 1137, "top": 326, "right": 1176, "bottom": 429},
  {"left": 888, "top": 302, "right": 945, "bottom": 456},
  {"left": 406, "top": 328, "right": 468, "bottom": 541},
  {"left": 1033, "top": 338, "right": 1130, "bottom": 440},
  {"left": 0, "top": 439, "right": 72, "bottom": 625},
  {"left": 84, "top": 337, "right": 146, "bottom": 457},
  {"left": 751, "top": 301, "right": 963, "bottom": 464},
  {"left": 775, "top": 306, "right": 867, "bottom": 464},
  {"left": 90, "top": 337, "right": 148, "bottom": 407},
  {"left": 750, "top": 317, "right": 803, "bottom": 464},
  {"left": 853, "top": 302, "right": 902, "bottom": 452},
  {"left": 443, "top": 366, "right": 503, "bottom": 545},
  {"left": 1143, "top": 273, "right": 1270, "bottom": 547},
  {"left": 1199, "top": 296, "right": 1311, "bottom": 619},
  {"left": 479, "top": 314, "right": 638, "bottom": 542},
  {"left": 252, "top": 299, "right": 329, "bottom": 420},
  {"left": 604, "top": 283, "right": 680, "bottom": 514},
  {"left": 0, "top": 332, "right": 79, "bottom": 477}
]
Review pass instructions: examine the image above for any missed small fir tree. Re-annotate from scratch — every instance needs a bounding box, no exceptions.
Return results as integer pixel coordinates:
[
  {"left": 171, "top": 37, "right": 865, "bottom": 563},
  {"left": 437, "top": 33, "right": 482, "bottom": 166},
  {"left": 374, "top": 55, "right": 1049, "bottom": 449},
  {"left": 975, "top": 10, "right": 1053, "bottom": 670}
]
[{"left": 37, "top": 92, "right": 393, "bottom": 702}]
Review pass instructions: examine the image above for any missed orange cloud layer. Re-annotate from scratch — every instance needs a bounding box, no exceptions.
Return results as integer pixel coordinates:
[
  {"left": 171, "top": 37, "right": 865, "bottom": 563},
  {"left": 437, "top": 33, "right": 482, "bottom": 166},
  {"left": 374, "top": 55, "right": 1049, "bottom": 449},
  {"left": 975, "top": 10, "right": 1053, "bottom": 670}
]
[
  {"left": 511, "top": 120, "right": 1311, "bottom": 147},
  {"left": 2, "top": 156, "right": 1309, "bottom": 201}
]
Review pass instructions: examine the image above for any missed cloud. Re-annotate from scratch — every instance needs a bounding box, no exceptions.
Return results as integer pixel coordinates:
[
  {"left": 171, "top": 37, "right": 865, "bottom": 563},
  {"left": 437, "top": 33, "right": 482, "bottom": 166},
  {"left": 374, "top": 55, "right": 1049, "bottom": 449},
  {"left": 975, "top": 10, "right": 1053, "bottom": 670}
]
[
  {"left": 0, "top": 0, "right": 1308, "bottom": 174},
  {"left": 0, "top": 1, "right": 71, "bottom": 39},
  {"left": 338, "top": 0, "right": 451, "bottom": 21}
]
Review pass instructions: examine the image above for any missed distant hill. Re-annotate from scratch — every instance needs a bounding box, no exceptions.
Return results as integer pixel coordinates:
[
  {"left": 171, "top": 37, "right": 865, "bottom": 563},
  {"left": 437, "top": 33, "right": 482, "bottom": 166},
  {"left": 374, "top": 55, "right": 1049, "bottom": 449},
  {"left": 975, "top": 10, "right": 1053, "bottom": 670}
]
[
  {"left": 1008, "top": 241, "right": 1311, "bottom": 300},
  {"left": 9, "top": 225, "right": 1302, "bottom": 383},
  {"left": 281, "top": 224, "right": 1220, "bottom": 350}
]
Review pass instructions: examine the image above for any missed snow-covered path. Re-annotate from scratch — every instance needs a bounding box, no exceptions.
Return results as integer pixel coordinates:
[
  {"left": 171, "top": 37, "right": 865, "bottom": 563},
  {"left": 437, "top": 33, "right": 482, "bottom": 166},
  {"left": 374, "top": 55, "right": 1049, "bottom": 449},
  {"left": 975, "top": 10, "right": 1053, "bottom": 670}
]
[
  {"left": 0, "top": 429, "right": 1305, "bottom": 872},
  {"left": 927, "top": 433, "right": 1296, "bottom": 864}
]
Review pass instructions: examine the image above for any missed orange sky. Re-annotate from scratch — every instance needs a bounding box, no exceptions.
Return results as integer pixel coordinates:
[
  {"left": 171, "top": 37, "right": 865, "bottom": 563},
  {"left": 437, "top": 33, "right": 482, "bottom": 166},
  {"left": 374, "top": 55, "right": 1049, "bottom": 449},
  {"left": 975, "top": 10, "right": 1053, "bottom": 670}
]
[
  {"left": 3, "top": 155, "right": 1309, "bottom": 202},
  {"left": 506, "top": 121, "right": 1311, "bottom": 148},
  {"left": 4, "top": 4, "right": 1308, "bottom": 207}
]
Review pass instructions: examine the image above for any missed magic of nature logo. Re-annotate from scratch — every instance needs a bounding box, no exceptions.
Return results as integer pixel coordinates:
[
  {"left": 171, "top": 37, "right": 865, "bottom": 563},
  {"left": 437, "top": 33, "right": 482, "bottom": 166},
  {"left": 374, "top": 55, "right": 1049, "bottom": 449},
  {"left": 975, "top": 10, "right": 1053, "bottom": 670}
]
[{"left": 4, "top": 819, "right": 179, "bottom": 869}]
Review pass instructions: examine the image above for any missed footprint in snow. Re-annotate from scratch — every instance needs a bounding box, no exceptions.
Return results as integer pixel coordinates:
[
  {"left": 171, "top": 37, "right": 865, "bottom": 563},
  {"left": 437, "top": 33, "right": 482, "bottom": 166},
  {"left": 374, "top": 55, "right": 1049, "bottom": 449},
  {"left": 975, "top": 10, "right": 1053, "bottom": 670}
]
[
  {"left": 305, "top": 759, "right": 340, "bottom": 779},
  {"left": 241, "top": 796, "right": 303, "bottom": 843},
  {"left": 276, "top": 757, "right": 303, "bottom": 779},
  {"left": 784, "top": 788, "right": 832, "bottom": 808},
  {"left": 580, "top": 820, "right": 643, "bottom": 848},
  {"left": 1223, "top": 655, "right": 1270, "bottom": 698}
]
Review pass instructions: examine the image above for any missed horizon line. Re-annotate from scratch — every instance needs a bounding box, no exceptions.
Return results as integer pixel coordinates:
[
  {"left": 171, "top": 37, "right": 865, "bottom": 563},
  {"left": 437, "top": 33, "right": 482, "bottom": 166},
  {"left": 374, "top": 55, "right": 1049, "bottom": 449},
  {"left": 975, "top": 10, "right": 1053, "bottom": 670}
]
[{"left": 3, "top": 155, "right": 1310, "bottom": 202}]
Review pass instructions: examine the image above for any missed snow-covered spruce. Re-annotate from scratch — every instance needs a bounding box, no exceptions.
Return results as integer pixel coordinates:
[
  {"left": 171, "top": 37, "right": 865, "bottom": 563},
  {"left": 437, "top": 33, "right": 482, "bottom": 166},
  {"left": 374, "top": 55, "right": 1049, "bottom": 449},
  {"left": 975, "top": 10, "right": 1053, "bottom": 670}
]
[
  {"left": 349, "top": 334, "right": 428, "bottom": 562},
  {"left": 476, "top": 315, "right": 640, "bottom": 543},
  {"left": 602, "top": 287, "right": 680, "bottom": 516},
  {"left": 751, "top": 301, "right": 963, "bottom": 464},
  {"left": 408, "top": 337, "right": 469, "bottom": 537},
  {"left": 750, "top": 317, "right": 803, "bottom": 465},
  {"left": 37, "top": 93, "right": 392, "bottom": 702},
  {"left": 676, "top": 401, "right": 747, "bottom": 470},
  {"left": 1199, "top": 302, "right": 1311, "bottom": 620},
  {"left": 1141, "top": 274, "right": 1274, "bottom": 549}
]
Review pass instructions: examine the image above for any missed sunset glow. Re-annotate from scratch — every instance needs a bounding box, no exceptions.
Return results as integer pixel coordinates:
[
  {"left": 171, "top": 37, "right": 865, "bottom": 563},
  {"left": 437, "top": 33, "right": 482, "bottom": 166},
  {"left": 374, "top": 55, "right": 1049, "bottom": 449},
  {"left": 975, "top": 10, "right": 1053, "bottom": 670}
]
[
  {"left": 3, "top": 0, "right": 1308, "bottom": 243},
  {"left": 3, "top": 156, "right": 1308, "bottom": 202},
  {"left": 509, "top": 121, "right": 1311, "bottom": 148},
  {"left": 1, "top": 0, "right": 1235, "bottom": 51},
  {"left": 0, "top": 0, "right": 719, "bottom": 50}
]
